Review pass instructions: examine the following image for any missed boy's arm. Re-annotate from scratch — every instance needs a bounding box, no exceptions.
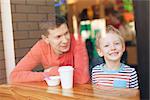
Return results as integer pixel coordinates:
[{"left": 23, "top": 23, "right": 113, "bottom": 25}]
[
  {"left": 129, "top": 68, "right": 139, "bottom": 88},
  {"left": 73, "top": 35, "right": 90, "bottom": 84}
]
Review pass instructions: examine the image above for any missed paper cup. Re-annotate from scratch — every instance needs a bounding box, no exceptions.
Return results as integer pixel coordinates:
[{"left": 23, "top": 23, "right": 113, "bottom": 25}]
[
  {"left": 58, "top": 66, "right": 74, "bottom": 89},
  {"left": 62, "top": 88, "right": 74, "bottom": 96}
]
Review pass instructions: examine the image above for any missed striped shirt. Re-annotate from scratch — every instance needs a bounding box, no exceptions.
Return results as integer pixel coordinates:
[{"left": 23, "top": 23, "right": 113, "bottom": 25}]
[{"left": 92, "top": 63, "right": 139, "bottom": 88}]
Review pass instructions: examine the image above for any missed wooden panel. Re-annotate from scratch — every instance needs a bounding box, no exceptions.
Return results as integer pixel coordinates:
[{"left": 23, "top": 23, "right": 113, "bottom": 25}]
[{"left": 126, "top": 46, "right": 137, "bottom": 65}]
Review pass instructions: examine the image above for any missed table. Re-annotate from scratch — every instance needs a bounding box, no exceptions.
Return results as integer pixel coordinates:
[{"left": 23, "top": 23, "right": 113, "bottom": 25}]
[{"left": 0, "top": 82, "right": 140, "bottom": 100}]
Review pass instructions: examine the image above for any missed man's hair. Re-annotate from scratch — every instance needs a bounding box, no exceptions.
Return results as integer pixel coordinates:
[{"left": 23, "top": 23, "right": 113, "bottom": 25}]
[
  {"left": 40, "top": 16, "right": 67, "bottom": 36},
  {"left": 95, "top": 25, "right": 125, "bottom": 49},
  {"left": 56, "top": 16, "right": 67, "bottom": 27}
]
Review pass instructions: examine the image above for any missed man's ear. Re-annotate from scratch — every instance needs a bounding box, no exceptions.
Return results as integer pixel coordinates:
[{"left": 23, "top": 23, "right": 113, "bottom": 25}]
[
  {"left": 41, "top": 35, "right": 49, "bottom": 44},
  {"left": 97, "top": 49, "right": 104, "bottom": 57}
]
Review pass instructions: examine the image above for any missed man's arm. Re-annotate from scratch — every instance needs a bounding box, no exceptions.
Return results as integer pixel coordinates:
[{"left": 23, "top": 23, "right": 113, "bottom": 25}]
[
  {"left": 73, "top": 35, "right": 90, "bottom": 84},
  {"left": 10, "top": 40, "right": 58, "bottom": 83}
]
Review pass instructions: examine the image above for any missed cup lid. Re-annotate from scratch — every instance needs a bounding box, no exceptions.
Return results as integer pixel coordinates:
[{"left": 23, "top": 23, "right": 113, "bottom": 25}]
[{"left": 58, "top": 66, "right": 74, "bottom": 72}]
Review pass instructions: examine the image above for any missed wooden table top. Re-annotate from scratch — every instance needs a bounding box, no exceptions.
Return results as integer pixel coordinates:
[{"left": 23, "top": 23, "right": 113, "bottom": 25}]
[{"left": 0, "top": 82, "right": 140, "bottom": 100}]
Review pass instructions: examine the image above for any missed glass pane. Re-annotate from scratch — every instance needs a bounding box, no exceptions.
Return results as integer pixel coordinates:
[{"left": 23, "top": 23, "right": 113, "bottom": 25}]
[{"left": 55, "top": 0, "right": 137, "bottom": 68}]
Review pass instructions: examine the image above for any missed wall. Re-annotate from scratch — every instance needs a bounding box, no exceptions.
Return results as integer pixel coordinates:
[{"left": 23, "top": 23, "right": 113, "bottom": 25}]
[
  {"left": 0, "top": 2, "right": 6, "bottom": 84},
  {"left": 0, "top": 0, "right": 56, "bottom": 84}
]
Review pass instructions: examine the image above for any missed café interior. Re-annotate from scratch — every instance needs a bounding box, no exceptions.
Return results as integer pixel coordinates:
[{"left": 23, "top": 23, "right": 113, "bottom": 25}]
[{"left": 0, "top": 0, "right": 149, "bottom": 99}]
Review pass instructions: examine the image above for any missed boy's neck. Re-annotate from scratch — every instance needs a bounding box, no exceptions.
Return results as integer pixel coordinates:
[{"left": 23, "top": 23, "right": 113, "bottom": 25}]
[{"left": 105, "top": 61, "right": 121, "bottom": 70}]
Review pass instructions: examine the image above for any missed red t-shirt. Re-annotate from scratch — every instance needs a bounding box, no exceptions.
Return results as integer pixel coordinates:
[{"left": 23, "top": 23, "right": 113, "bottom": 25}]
[{"left": 10, "top": 34, "right": 90, "bottom": 84}]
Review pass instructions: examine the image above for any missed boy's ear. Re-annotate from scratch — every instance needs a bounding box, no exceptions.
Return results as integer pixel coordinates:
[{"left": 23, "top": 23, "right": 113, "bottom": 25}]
[
  {"left": 41, "top": 35, "right": 49, "bottom": 44},
  {"left": 97, "top": 49, "right": 104, "bottom": 57},
  {"left": 122, "top": 43, "right": 126, "bottom": 52}
]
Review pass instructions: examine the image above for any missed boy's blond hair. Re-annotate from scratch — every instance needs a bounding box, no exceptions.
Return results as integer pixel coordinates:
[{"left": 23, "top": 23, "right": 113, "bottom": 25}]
[{"left": 95, "top": 25, "right": 125, "bottom": 49}]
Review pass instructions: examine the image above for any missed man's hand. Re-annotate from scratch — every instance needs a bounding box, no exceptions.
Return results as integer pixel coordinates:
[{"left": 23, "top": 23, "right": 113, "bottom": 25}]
[{"left": 44, "top": 66, "right": 59, "bottom": 76}]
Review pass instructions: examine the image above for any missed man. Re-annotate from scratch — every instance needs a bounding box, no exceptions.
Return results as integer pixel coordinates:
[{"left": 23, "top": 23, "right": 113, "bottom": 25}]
[{"left": 10, "top": 17, "right": 90, "bottom": 84}]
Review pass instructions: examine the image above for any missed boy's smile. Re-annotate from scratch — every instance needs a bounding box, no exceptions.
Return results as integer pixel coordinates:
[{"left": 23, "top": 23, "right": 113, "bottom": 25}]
[{"left": 98, "top": 33, "right": 125, "bottom": 62}]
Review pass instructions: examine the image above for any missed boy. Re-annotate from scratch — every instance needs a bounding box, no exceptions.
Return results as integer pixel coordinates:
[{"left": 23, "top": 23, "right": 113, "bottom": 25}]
[{"left": 92, "top": 25, "right": 138, "bottom": 88}]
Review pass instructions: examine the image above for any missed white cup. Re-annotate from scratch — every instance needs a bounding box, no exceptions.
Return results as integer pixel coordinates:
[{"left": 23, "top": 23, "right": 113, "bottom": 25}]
[
  {"left": 62, "top": 88, "right": 74, "bottom": 96},
  {"left": 44, "top": 76, "right": 60, "bottom": 86},
  {"left": 58, "top": 66, "right": 74, "bottom": 89}
]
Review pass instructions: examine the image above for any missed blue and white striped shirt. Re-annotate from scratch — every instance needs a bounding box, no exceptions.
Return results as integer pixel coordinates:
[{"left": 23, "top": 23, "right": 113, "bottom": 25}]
[{"left": 92, "top": 63, "right": 139, "bottom": 88}]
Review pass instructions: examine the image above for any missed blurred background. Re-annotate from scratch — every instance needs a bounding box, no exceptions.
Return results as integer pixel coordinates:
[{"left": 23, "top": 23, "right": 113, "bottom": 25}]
[{"left": 0, "top": 0, "right": 149, "bottom": 99}]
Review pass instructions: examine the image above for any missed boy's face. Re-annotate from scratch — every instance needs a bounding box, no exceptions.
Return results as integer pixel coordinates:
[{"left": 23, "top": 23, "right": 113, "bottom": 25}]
[
  {"left": 98, "top": 33, "right": 125, "bottom": 62},
  {"left": 45, "top": 23, "right": 71, "bottom": 55}
]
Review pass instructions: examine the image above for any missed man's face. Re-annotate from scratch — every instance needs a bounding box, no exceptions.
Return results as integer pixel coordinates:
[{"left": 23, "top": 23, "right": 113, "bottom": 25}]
[{"left": 47, "top": 24, "right": 71, "bottom": 55}]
